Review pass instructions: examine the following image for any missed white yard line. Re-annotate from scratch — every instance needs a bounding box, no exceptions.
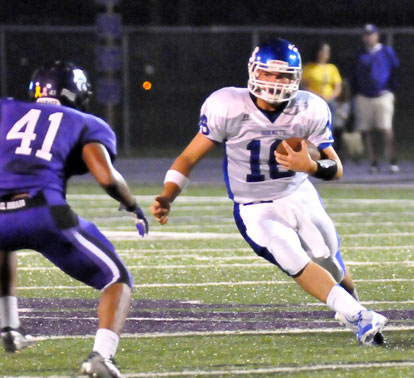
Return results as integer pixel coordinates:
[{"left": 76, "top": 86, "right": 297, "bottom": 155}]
[
  {"left": 30, "top": 325, "right": 414, "bottom": 341},
  {"left": 104, "top": 231, "right": 243, "bottom": 240},
  {"left": 68, "top": 194, "right": 231, "bottom": 203},
  {"left": 97, "top": 230, "right": 414, "bottom": 241},
  {"left": 16, "top": 245, "right": 414, "bottom": 257},
  {"left": 15, "top": 260, "right": 414, "bottom": 271},
  {"left": 16, "top": 277, "right": 414, "bottom": 290},
  {"left": 67, "top": 194, "right": 414, "bottom": 204},
  {"left": 9, "top": 359, "right": 414, "bottom": 378},
  {"left": 9, "top": 356, "right": 414, "bottom": 377}
]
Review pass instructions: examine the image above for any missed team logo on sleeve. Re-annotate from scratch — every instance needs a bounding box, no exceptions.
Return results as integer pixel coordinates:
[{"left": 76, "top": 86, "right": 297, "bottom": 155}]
[{"left": 199, "top": 115, "right": 210, "bottom": 135}]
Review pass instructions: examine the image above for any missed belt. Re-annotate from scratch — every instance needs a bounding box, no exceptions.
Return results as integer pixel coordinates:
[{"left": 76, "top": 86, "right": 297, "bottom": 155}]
[
  {"left": 0, "top": 192, "right": 46, "bottom": 211},
  {"left": 243, "top": 200, "right": 273, "bottom": 206}
]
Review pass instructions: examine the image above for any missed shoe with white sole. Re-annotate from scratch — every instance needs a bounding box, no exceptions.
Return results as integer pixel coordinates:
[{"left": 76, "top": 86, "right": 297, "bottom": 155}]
[
  {"left": 356, "top": 310, "right": 387, "bottom": 345},
  {"left": 335, "top": 312, "right": 359, "bottom": 332}
]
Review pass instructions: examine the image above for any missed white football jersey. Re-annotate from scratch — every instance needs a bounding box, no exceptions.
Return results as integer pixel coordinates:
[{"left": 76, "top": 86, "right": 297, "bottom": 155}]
[{"left": 199, "top": 87, "right": 333, "bottom": 203}]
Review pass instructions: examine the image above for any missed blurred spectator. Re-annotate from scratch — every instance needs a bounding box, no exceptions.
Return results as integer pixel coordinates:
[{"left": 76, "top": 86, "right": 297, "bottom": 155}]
[
  {"left": 302, "top": 41, "right": 342, "bottom": 123},
  {"left": 351, "top": 24, "right": 400, "bottom": 173},
  {"left": 333, "top": 78, "right": 351, "bottom": 153},
  {"left": 337, "top": 79, "right": 364, "bottom": 161}
]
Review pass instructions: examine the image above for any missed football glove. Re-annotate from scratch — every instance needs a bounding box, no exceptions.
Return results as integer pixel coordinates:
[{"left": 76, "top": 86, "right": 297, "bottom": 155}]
[{"left": 119, "top": 202, "right": 149, "bottom": 237}]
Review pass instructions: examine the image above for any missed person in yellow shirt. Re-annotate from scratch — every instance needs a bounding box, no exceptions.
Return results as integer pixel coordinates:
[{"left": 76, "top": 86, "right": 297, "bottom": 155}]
[
  {"left": 302, "top": 41, "right": 342, "bottom": 150},
  {"left": 302, "top": 41, "right": 342, "bottom": 103}
]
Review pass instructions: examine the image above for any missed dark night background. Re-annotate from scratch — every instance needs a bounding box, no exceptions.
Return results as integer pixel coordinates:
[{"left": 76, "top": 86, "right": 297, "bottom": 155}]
[{"left": 0, "top": 1, "right": 413, "bottom": 27}]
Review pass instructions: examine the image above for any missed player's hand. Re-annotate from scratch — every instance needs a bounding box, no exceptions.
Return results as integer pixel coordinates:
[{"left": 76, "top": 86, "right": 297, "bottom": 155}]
[
  {"left": 119, "top": 203, "right": 149, "bottom": 237},
  {"left": 151, "top": 196, "right": 171, "bottom": 225},
  {"left": 275, "top": 140, "right": 317, "bottom": 174}
]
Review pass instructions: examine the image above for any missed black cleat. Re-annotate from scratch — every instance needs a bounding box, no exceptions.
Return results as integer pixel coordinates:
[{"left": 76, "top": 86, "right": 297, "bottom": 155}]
[
  {"left": 1, "top": 327, "right": 34, "bottom": 353},
  {"left": 373, "top": 331, "right": 385, "bottom": 345}
]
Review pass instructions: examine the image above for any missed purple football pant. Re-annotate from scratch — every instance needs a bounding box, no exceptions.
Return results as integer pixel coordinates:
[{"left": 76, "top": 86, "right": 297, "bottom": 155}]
[{"left": 0, "top": 196, "right": 133, "bottom": 290}]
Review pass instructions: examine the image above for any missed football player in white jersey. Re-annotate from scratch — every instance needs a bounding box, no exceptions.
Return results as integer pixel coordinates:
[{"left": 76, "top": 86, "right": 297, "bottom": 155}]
[{"left": 151, "top": 38, "right": 387, "bottom": 345}]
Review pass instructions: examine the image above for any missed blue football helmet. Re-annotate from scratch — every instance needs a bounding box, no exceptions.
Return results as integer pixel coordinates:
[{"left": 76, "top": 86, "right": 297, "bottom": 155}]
[
  {"left": 28, "top": 60, "right": 92, "bottom": 111},
  {"left": 248, "top": 38, "right": 302, "bottom": 103}
]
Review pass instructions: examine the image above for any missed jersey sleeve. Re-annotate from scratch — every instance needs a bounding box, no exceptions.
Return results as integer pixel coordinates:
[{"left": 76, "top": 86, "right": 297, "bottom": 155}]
[
  {"left": 306, "top": 96, "right": 334, "bottom": 150},
  {"left": 81, "top": 114, "right": 117, "bottom": 160},
  {"left": 198, "top": 90, "right": 229, "bottom": 143}
]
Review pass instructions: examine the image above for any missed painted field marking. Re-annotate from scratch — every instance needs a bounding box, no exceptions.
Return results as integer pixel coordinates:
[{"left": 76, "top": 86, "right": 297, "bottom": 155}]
[
  {"left": 15, "top": 260, "right": 414, "bottom": 271},
  {"left": 68, "top": 194, "right": 231, "bottom": 203},
  {"left": 120, "top": 360, "right": 414, "bottom": 377},
  {"left": 104, "top": 231, "right": 243, "bottom": 240},
  {"left": 9, "top": 359, "right": 414, "bottom": 378},
  {"left": 67, "top": 194, "right": 414, "bottom": 204},
  {"left": 16, "top": 245, "right": 414, "bottom": 257},
  {"left": 330, "top": 212, "right": 414, "bottom": 218},
  {"left": 335, "top": 221, "right": 414, "bottom": 226},
  {"left": 94, "top": 230, "right": 414, "bottom": 241},
  {"left": 16, "top": 278, "right": 414, "bottom": 290},
  {"left": 31, "top": 325, "right": 414, "bottom": 341}
]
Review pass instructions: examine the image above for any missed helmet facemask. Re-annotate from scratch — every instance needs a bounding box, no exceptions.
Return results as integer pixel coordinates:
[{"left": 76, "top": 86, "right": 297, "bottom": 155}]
[{"left": 248, "top": 60, "right": 302, "bottom": 104}]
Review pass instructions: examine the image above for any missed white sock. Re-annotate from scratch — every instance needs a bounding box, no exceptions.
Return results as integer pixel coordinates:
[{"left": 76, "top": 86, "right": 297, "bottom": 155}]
[
  {"left": 93, "top": 328, "right": 119, "bottom": 359},
  {"left": 0, "top": 296, "right": 20, "bottom": 329},
  {"left": 326, "top": 284, "right": 366, "bottom": 321},
  {"left": 351, "top": 287, "right": 360, "bottom": 302}
]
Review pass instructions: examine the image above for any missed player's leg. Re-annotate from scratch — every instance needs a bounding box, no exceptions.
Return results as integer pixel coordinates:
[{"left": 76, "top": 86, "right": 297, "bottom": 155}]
[
  {"left": 294, "top": 260, "right": 386, "bottom": 344},
  {"left": 0, "top": 241, "right": 33, "bottom": 352},
  {"left": 97, "top": 282, "right": 131, "bottom": 335},
  {"left": 35, "top": 205, "right": 132, "bottom": 377},
  {"left": 295, "top": 180, "right": 359, "bottom": 299},
  {"left": 84, "top": 282, "right": 131, "bottom": 378},
  {"left": 234, "top": 201, "right": 387, "bottom": 345}
]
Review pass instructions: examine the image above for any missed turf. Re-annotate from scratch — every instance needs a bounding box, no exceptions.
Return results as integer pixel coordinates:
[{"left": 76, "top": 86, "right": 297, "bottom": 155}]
[{"left": 2, "top": 182, "right": 414, "bottom": 377}]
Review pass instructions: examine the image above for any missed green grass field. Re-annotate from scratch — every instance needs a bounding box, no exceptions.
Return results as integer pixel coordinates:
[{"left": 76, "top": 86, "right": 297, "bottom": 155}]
[{"left": 2, "top": 182, "right": 414, "bottom": 377}]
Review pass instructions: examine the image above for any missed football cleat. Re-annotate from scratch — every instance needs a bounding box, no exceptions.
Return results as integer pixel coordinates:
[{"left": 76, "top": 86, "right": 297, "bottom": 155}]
[
  {"left": 356, "top": 310, "right": 387, "bottom": 345},
  {"left": 335, "top": 312, "right": 359, "bottom": 332},
  {"left": 1, "top": 327, "right": 34, "bottom": 353},
  {"left": 335, "top": 312, "right": 385, "bottom": 345},
  {"left": 81, "top": 351, "right": 122, "bottom": 378}
]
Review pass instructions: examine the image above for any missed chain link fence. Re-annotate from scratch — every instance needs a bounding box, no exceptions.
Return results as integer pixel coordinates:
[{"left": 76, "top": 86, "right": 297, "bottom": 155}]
[{"left": 1, "top": 25, "right": 414, "bottom": 157}]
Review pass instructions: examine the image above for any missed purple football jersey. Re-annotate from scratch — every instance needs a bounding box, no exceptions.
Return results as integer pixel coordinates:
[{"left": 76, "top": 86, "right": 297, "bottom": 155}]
[{"left": 0, "top": 98, "right": 116, "bottom": 198}]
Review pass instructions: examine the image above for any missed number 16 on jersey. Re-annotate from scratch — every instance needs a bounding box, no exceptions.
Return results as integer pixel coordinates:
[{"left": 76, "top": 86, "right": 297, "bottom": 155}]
[{"left": 246, "top": 139, "right": 295, "bottom": 182}]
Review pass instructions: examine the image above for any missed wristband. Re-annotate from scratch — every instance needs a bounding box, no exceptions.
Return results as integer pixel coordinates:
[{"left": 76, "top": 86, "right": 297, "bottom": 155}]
[
  {"left": 164, "top": 169, "right": 189, "bottom": 190},
  {"left": 313, "top": 159, "right": 338, "bottom": 180}
]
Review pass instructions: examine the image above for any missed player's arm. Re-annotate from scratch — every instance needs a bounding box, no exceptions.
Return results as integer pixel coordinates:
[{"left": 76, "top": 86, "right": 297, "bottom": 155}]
[
  {"left": 151, "top": 133, "right": 217, "bottom": 225},
  {"left": 82, "top": 142, "right": 148, "bottom": 234},
  {"left": 275, "top": 141, "right": 342, "bottom": 180},
  {"left": 318, "top": 145, "right": 343, "bottom": 179}
]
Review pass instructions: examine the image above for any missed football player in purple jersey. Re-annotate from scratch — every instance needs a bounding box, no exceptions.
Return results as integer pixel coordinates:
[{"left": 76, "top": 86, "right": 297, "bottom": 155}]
[{"left": 0, "top": 60, "right": 148, "bottom": 378}]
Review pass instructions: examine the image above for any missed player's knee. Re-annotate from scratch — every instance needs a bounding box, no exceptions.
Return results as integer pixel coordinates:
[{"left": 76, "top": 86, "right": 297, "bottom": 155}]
[
  {"left": 114, "top": 268, "right": 134, "bottom": 289},
  {"left": 314, "top": 257, "right": 345, "bottom": 283}
]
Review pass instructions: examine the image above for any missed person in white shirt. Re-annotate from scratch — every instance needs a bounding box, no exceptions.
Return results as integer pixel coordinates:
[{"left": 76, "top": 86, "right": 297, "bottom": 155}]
[{"left": 151, "top": 38, "right": 387, "bottom": 345}]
